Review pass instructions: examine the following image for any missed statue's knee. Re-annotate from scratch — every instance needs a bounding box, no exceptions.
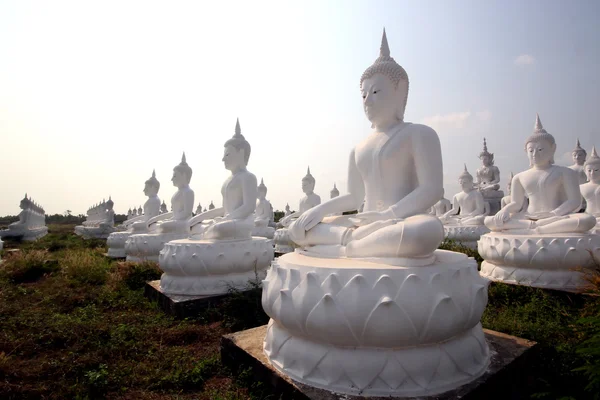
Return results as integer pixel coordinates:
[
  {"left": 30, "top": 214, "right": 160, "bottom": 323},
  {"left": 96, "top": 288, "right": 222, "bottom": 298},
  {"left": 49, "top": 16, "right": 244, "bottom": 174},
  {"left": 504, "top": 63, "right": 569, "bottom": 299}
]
[{"left": 578, "top": 214, "right": 597, "bottom": 232}]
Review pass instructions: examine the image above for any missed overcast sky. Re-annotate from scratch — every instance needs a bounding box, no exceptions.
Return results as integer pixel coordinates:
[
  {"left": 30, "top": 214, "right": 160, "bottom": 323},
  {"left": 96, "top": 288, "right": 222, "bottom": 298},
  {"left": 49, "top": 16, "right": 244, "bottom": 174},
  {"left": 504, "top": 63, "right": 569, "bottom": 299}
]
[{"left": 1, "top": 0, "right": 599, "bottom": 215}]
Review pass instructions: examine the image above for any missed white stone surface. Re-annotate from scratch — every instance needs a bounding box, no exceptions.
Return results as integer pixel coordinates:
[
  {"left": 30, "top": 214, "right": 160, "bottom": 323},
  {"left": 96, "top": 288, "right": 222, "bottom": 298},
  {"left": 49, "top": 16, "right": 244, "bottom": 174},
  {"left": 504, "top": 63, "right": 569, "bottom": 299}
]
[
  {"left": 274, "top": 227, "right": 295, "bottom": 254},
  {"left": 0, "top": 194, "right": 48, "bottom": 241},
  {"left": 107, "top": 170, "right": 162, "bottom": 258},
  {"left": 74, "top": 197, "right": 115, "bottom": 239},
  {"left": 125, "top": 154, "right": 194, "bottom": 261},
  {"left": 429, "top": 190, "right": 452, "bottom": 216},
  {"left": 581, "top": 146, "right": 600, "bottom": 229},
  {"left": 480, "top": 115, "right": 598, "bottom": 292},
  {"left": 479, "top": 233, "right": 600, "bottom": 291},
  {"left": 159, "top": 120, "right": 274, "bottom": 295},
  {"left": 263, "top": 251, "right": 490, "bottom": 397},
  {"left": 568, "top": 138, "right": 588, "bottom": 184},
  {"left": 444, "top": 225, "right": 490, "bottom": 249},
  {"left": 263, "top": 29, "right": 489, "bottom": 397}
]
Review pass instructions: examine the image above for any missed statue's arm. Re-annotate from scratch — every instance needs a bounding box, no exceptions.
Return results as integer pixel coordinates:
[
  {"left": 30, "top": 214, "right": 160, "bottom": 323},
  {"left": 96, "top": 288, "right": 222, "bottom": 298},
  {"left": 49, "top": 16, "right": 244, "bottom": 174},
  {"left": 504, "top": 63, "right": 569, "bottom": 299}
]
[
  {"left": 229, "top": 174, "right": 258, "bottom": 220},
  {"left": 491, "top": 167, "right": 501, "bottom": 184},
  {"left": 189, "top": 207, "right": 225, "bottom": 226},
  {"left": 553, "top": 169, "right": 583, "bottom": 215},
  {"left": 473, "top": 192, "right": 485, "bottom": 216},
  {"left": 443, "top": 196, "right": 460, "bottom": 217},
  {"left": 147, "top": 212, "right": 173, "bottom": 227},
  {"left": 504, "top": 175, "right": 526, "bottom": 213},
  {"left": 389, "top": 129, "right": 444, "bottom": 218}
]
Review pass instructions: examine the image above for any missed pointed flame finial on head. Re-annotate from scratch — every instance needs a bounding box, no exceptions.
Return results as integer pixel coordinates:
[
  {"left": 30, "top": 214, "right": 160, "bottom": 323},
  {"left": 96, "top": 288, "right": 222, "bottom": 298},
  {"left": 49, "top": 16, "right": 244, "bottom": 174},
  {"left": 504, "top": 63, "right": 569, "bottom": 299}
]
[
  {"left": 152, "top": 169, "right": 156, "bottom": 178},
  {"left": 526, "top": 113, "right": 555, "bottom": 150},
  {"left": 483, "top": 138, "right": 488, "bottom": 152},
  {"left": 573, "top": 138, "right": 586, "bottom": 154},
  {"left": 181, "top": 152, "right": 187, "bottom": 164},
  {"left": 459, "top": 164, "right": 473, "bottom": 181},
  {"left": 380, "top": 28, "right": 390, "bottom": 58},
  {"left": 585, "top": 145, "right": 600, "bottom": 167},
  {"left": 235, "top": 118, "right": 241, "bottom": 137},
  {"left": 534, "top": 113, "right": 546, "bottom": 134}
]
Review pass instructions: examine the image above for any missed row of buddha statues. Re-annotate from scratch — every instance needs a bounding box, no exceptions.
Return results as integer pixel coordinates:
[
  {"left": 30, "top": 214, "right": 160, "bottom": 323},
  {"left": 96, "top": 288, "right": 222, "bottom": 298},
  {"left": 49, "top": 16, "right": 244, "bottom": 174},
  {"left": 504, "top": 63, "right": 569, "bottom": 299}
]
[
  {"left": 5, "top": 29, "right": 599, "bottom": 398},
  {"left": 0, "top": 194, "right": 48, "bottom": 241},
  {"left": 74, "top": 197, "right": 116, "bottom": 239}
]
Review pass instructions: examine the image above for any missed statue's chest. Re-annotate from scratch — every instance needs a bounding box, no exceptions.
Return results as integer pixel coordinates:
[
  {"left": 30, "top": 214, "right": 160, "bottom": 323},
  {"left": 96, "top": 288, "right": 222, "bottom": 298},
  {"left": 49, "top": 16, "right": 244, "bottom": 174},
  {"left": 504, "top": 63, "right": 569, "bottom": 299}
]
[
  {"left": 522, "top": 169, "right": 561, "bottom": 195},
  {"left": 355, "top": 133, "right": 410, "bottom": 177},
  {"left": 222, "top": 176, "right": 241, "bottom": 198}
]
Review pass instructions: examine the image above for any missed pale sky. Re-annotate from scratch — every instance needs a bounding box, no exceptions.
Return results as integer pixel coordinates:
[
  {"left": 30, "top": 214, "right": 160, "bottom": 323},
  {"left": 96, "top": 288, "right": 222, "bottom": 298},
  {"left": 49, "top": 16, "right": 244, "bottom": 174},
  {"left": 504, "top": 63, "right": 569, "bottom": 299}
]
[{"left": 1, "top": 0, "right": 599, "bottom": 215}]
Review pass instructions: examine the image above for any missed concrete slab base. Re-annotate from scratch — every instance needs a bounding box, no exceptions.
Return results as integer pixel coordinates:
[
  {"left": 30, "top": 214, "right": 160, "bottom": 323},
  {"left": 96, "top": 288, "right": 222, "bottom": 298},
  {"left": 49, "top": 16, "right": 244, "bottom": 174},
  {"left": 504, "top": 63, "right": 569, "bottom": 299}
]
[
  {"left": 144, "top": 280, "right": 229, "bottom": 319},
  {"left": 221, "top": 325, "right": 537, "bottom": 400}
]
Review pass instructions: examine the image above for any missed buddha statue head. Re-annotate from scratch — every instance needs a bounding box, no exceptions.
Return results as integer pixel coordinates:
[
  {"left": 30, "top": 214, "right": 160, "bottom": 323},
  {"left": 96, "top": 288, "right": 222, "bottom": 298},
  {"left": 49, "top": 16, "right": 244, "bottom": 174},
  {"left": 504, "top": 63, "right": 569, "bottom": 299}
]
[
  {"left": 360, "top": 29, "right": 409, "bottom": 130},
  {"left": 584, "top": 146, "right": 600, "bottom": 183},
  {"left": 525, "top": 114, "right": 556, "bottom": 168},
  {"left": 572, "top": 139, "right": 587, "bottom": 166},
  {"left": 285, "top": 203, "right": 290, "bottom": 212},
  {"left": 106, "top": 197, "right": 114, "bottom": 210},
  {"left": 172, "top": 152, "right": 193, "bottom": 188},
  {"left": 144, "top": 169, "right": 160, "bottom": 197},
  {"left": 479, "top": 138, "right": 494, "bottom": 167},
  {"left": 223, "top": 119, "right": 251, "bottom": 172},
  {"left": 458, "top": 164, "right": 475, "bottom": 192},
  {"left": 137, "top": 205, "right": 142, "bottom": 214},
  {"left": 330, "top": 183, "right": 340, "bottom": 199},
  {"left": 19, "top": 193, "right": 30, "bottom": 210},
  {"left": 161, "top": 201, "right": 168, "bottom": 213},
  {"left": 196, "top": 203, "right": 202, "bottom": 214},
  {"left": 302, "top": 167, "right": 316, "bottom": 194},
  {"left": 258, "top": 178, "right": 268, "bottom": 199},
  {"left": 209, "top": 201, "right": 215, "bottom": 210}
]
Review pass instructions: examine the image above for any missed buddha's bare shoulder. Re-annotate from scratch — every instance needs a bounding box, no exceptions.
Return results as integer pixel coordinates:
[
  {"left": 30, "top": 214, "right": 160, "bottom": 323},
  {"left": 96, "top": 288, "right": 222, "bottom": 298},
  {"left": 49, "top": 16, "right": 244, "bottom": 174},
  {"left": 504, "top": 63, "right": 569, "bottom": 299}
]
[
  {"left": 239, "top": 170, "right": 258, "bottom": 183},
  {"left": 403, "top": 123, "right": 440, "bottom": 143}
]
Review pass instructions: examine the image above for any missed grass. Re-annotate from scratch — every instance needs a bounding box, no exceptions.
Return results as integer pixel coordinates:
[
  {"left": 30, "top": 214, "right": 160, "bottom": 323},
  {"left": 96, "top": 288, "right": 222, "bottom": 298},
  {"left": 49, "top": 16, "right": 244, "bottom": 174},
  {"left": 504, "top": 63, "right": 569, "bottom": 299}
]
[{"left": 0, "top": 224, "right": 599, "bottom": 399}]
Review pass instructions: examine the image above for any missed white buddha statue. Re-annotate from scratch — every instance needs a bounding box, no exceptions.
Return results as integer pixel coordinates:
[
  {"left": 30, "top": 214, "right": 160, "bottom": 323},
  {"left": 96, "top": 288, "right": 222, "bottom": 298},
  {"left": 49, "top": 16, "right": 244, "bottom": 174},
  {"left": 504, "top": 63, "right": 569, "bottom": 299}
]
[
  {"left": 160, "top": 201, "right": 168, "bottom": 214},
  {"left": 569, "top": 139, "right": 588, "bottom": 184},
  {"left": 581, "top": 146, "right": 600, "bottom": 232},
  {"left": 74, "top": 197, "right": 115, "bottom": 239},
  {"left": 283, "top": 203, "right": 291, "bottom": 217},
  {"left": 440, "top": 165, "right": 486, "bottom": 226},
  {"left": 479, "top": 114, "right": 599, "bottom": 291},
  {"left": 125, "top": 154, "right": 195, "bottom": 262},
  {"left": 208, "top": 201, "right": 215, "bottom": 210},
  {"left": 107, "top": 170, "right": 161, "bottom": 258},
  {"left": 330, "top": 183, "right": 339, "bottom": 199},
  {"left": 158, "top": 119, "right": 274, "bottom": 295},
  {"left": 279, "top": 167, "right": 321, "bottom": 227},
  {"left": 132, "top": 207, "right": 138, "bottom": 217},
  {"left": 429, "top": 189, "right": 452, "bottom": 216},
  {"left": 195, "top": 203, "right": 202, "bottom": 215},
  {"left": 263, "top": 30, "right": 490, "bottom": 397},
  {"left": 1, "top": 194, "right": 48, "bottom": 241},
  {"left": 475, "top": 138, "right": 504, "bottom": 214},
  {"left": 126, "top": 208, "right": 133, "bottom": 220},
  {"left": 252, "top": 178, "right": 275, "bottom": 239}
]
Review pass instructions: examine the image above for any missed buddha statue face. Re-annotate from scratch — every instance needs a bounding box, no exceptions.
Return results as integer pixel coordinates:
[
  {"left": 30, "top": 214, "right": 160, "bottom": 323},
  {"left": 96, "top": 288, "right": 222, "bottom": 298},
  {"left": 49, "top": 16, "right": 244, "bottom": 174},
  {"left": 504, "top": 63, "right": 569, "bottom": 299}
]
[
  {"left": 526, "top": 139, "right": 556, "bottom": 168},
  {"left": 222, "top": 144, "right": 246, "bottom": 172},
  {"left": 143, "top": 182, "right": 159, "bottom": 197},
  {"left": 302, "top": 177, "right": 315, "bottom": 194},
  {"left": 459, "top": 176, "right": 475, "bottom": 192},
  {"left": 586, "top": 162, "right": 600, "bottom": 183},
  {"left": 171, "top": 169, "right": 189, "bottom": 188},
  {"left": 258, "top": 186, "right": 267, "bottom": 199},
  {"left": 573, "top": 150, "right": 587, "bottom": 166},
  {"left": 480, "top": 154, "right": 493, "bottom": 167},
  {"left": 361, "top": 74, "right": 405, "bottom": 129}
]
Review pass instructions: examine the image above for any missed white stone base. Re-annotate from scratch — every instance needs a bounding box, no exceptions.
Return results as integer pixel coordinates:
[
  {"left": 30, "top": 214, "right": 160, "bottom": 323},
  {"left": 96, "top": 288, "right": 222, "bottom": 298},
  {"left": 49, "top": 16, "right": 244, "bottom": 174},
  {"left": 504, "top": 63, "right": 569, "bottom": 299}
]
[
  {"left": 158, "top": 237, "right": 274, "bottom": 295},
  {"left": 125, "top": 232, "right": 189, "bottom": 263},
  {"left": 274, "top": 228, "right": 295, "bottom": 254},
  {"left": 444, "top": 225, "right": 490, "bottom": 249},
  {"left": 478, "top": 233, "right": 600, "bottom": 292},
  {"left": 252, "top": 226, "right": 275, "bottom": 239},
  {"left": 74, "top": 225, "right": 115, "bottom": 239},
  {"left": 106, "top": 231, "right": 133, "bottom": 258},
  {"left": 0, "top": 226, "right": 48, "bottom": 241},
  {"left": 262, "top": 251, "right": 490, "bottom": 397}
]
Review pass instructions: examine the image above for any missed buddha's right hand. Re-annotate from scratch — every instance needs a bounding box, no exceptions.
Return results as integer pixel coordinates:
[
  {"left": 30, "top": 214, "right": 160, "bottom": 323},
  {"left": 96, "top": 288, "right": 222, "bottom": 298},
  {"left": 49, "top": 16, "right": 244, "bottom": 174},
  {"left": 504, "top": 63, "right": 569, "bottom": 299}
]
[
  {"left": 494, "top": 208, "right": 511, "bottom": 226},
  {"left": 289, "top": 207, "right": 326, "bottom": 241}
]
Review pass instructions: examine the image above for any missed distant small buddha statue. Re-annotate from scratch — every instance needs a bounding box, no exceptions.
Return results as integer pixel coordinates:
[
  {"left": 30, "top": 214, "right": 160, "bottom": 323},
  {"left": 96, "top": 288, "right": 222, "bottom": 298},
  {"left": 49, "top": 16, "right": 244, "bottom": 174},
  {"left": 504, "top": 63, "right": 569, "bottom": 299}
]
[
  {"left": 440, "top": 165, "right": 487, "bottom": 226},
  {"left": 569, "top": 139, "right": 588, "bottom": 184},
  {"left": 428, "top": 189, "right": 452, "bottom": 216},
  {"left": 1, "top": 194, "right": 48, "bottom": 241},
  {"left": 126, "top": 208, "right": 133, "bottom": 220},
  {"left": 132, "top": 208, "right": 138, "bottom": 217},
  {"left": 125, "top": 153, "right": 195, "bottom": 262},
  {"left": 208, "top": 201, "right": 215, "bottom": 210},
  {"left": 480, "top": 115, "right": 599, "bottom": 292},
  {"left": 195, "top": 203, "right": 203, "bottom": 215},
  {"left": 158, "top": 119, "right": 274, "bottom": 295},
  {"left": 160, "top": 201, "right": 168, "bottom": 214},
  {"left": 283, "top": 203, "right": 291, "bottom": 217},
  {"left": 330, "top": 183, "right": 340, "bottom": 199},
  {"left": 581, "top": 146, "right": 600, "bottom": 231},
  {"left": 137, "top": 205, "right": 143, "bottom": 217},
  {"left": 475, "top": 138, "right": 504, "bottom": 215},
  {"left": 279, "top": 167, "right": 322, "bottom": 227},
  {"left": 252, "top": 178, "right": 275, "bottom": 238},
  {"left": 484, "top": 115, "right": 595, "bottom": 235}
]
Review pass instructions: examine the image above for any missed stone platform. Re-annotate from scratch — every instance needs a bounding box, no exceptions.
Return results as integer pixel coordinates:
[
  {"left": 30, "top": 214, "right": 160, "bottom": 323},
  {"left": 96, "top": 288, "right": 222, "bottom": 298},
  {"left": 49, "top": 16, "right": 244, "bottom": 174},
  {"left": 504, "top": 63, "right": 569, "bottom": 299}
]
[
  {"left": 221, "top": 325, "right": 537, "bottom": 400},
  {"left": 144, "top": 280, "right": 229, "bottom": 319}
]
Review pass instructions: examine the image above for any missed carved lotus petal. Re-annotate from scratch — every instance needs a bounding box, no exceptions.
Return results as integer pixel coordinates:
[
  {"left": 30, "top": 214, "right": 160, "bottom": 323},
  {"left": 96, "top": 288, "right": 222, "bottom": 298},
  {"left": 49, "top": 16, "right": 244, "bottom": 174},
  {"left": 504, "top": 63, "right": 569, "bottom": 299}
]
[
  {"left": 284, "top": 268, "right": 302, "bottom": 291},
  {"left": 281, "top": 337, "right": 328, "bottom": 379},
  {"left": 339, "top": 348, "right": 388, "bottom": 390},
  {"left": 444, "top": 332, "right": 487, "bottom": 376},
  {"left": 530, "top": 247, "right": 552, "bottom": 268},
  {"left": 320, "top": 273, "right": 342, "bottom": 296},
  {"left": 314, "top": 350, "right": 344, "bottom": 386},
  {"left": 499, "top": 237, "right": 516, "bottom": 257},
  {"left": 271, "top": 290, "right": 302, "bottom": 333},
  {"left": 503, "top": 248, "right": 519, "bottom": 266},
  {"left": 292, "top": 272, "right": 324, "bottom": 333},
  {"left": 378, "top": 356, "right": 409, "bottom": 391},
  {"left": 421, "top": 293, "right": 462, "bottom": 344},
  {"left": 563, "top": 247, "right": 586, "bottom": 269},
  {"left": 395, "top": 274, "right": 427, "bottom": 335},
  {"left": 264, "top": 321, "right": 291, "bottom": 359},
  {"left": 466, "top": 284, "right": 487, "bottom": 330},
  {"left": 361, "top": 297, "right": 418, "bottom": 346},
  {"left": 305, "top": 294, "right": 358, "bottom": 346},
  {"left": 336, "top": 274, "right": 377, "bottom": 337},
  {"left": 395, "top": 345, "right": 441, "bottom": 389},
  {"left": 372, "top": 274, "right": 398, "bottom": 298},
  {"left": 518, "top": 239, "right": 537, "bottom": 262}
]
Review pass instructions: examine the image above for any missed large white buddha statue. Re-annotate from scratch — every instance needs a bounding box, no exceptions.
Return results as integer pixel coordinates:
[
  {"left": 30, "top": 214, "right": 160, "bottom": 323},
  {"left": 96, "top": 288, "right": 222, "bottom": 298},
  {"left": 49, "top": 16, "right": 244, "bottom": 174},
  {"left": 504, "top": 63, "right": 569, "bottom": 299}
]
[
  {"left": 569, "top": 139, "right": 588, "bottom": 184},
  {"left": 125, "top": 154, "right": 194, "bottom": 262},
  {"left": 263, "top": 30, "right": 490, "bottom": 397},
  {"left": 475, "top": 138, "right": 504, "bottom": 215},
  {"left": 251, "top": 178, "right": 275, "bottom": 239},
  {"left": 158, "top": 120, "right": 274, "bottom": 295},
  {"left": 439, "top": 165, "right": 489, "bottom": 248},
  {"left": 479, "top": 114, "right": 599, "bottom": 291},
  {"left": 107, "top": 170, "right": 161, "bottom": 258},
  {"left": 581, "top": 146, "right": 600, "bottom": 233},
  {"left": 0, "top": 194, "right": 48, "bottom": 241},
  {"left": 429, "top": 189, "right": 452, "bottom": 216}
]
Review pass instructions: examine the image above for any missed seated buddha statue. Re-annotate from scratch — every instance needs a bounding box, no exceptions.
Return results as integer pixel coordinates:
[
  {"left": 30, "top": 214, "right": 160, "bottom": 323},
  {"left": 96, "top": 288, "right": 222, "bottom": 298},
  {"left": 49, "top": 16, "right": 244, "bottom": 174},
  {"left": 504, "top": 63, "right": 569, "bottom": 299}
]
[
  {"left": 475, "top": 138, "right": 504, "bottom": 214},
  {"left": 254, "top": 179, "right": 273, "bottom": 227},
  {"left": 283, "top": 203, "right": 291, "bottom": 217},
  {"left": 146, "top": 153, "right": 195, "bottom": 234},
  {"left": 101, "top": 197, "right": 115, "bottom": 227},
  {"left": 440, "top": 165, "right": 486, "bottom": 226},
  {"left": 208, "top": 201, "right": 215, "bottom": 210},
  {"left": 129, "top": 171, "right": 161, "bottom": 232},
  {"left": 279, "top": 167, "right": 322, "bottom": 227},
  {"left": 484, "top": 114, "right": 596, "bottom": 234},
  {"left": 9, "top": 194, "right": 32, "bottom": 229},
  {"left": 288, "top": 31, "right": 444, "bottom": 260},
  {"left": 569, "top": 139, "right": 588, "bottom": 184},
  {"left": 581, "top": 146, "right": 600, "bottom": 228},
  {"left": 429, "top": 189, "right": 452, "bottom": 216},
  {"left": 195, "top": 203, "right": 203, "bottom": 215},
  {"left": 189, "top": 119, "right": 258, "bottom": 241}
]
